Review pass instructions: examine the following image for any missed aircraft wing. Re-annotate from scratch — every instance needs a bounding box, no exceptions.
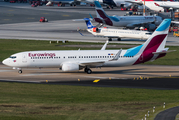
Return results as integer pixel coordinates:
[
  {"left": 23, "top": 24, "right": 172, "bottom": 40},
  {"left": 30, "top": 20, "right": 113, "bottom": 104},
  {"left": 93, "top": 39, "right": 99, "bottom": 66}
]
[
  {"left": 79, "top": 60, "right": 106, "bottom": 67},
  {"left": 154, "top": 3, "right": 179, "bottom": 9},
  {"left": 79, "top": 50, "right": 122, "bottom": 66},
  {"left": 126, "top": 21, "right": 153, "bottom": 28},
  {"left": 125, "top": 1, "right": 143, "bottom": 5}
]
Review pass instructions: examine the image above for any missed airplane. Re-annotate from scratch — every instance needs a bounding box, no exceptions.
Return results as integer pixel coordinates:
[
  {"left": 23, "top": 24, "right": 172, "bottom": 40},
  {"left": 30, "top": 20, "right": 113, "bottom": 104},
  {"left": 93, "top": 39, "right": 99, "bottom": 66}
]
[
  {"left": 3, "top": 19, "right": 174, "bottom": 74},
  {"left": 77, "top": 0, "right": 133, "bottom": 9},
  {"left": 154, "top": 1, "right": 179, "bottom": 12},
  {"left": 127, "top": 1, "right": 179, "bottom": 12},
  {"left": 93, "top": 1, "right": 162, "bottom": 31},
  {"left": 79, "top": 18, "right": 152, "bottom": 41},
  {"left": 46, "top": 0, "right": 76, "bottom": 6}
]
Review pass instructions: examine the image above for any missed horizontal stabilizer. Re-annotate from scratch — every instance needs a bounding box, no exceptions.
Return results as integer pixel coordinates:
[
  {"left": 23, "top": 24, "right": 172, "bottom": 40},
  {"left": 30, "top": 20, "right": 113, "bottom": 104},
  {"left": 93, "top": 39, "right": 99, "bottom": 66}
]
[
  {"left": 73, "top": 18, "right": 93, "bottom": 21},
  {"left": 171, "top": 21, "right": 179, "bottom": 24},
  {"left": 152, "top": 50, "right": 176, "bottom": 54}
]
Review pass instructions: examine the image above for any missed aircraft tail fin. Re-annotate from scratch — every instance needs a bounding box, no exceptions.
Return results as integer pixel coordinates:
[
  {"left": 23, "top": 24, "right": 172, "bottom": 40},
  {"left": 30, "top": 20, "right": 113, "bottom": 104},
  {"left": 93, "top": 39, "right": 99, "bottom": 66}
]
[
  {"left": 94, "top": 1, "right": 109, "bottom": 19},
  {"left": 84, "top": 18, "right": 95, "bottom": 29},
  {"left": 134, "top": 19, "right": 171, "bottom": 64},
  {"left": 122, "top": 19, "right": 171, "bottom": 64}
]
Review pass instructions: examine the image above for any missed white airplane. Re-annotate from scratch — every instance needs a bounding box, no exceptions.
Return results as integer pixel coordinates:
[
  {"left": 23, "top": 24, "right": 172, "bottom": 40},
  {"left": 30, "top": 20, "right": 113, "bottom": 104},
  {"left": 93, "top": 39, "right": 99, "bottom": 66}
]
[
  {"left": 127, "top": 1, "right": 179, "bottom": 12},
  {"left": 80, "top": 18, "right": 152, "bottom": 41},
  {"left": 46, "top": 0, "right": 76, "bottom": 6},
  {"left": 77, "top": 0, "right": 133, "bottom": 9},
  {"left": 93, "top": 1, "right": 162, "bottom": 31},
  {"left": 3, "top": 19, "right": 173, "bottom": 74}
]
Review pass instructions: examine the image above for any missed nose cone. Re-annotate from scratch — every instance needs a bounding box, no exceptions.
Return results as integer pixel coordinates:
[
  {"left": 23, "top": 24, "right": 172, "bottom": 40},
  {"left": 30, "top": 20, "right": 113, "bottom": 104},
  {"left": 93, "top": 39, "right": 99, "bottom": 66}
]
[{"left": 2, "top": 58, "right": 9, "bottom": 66}]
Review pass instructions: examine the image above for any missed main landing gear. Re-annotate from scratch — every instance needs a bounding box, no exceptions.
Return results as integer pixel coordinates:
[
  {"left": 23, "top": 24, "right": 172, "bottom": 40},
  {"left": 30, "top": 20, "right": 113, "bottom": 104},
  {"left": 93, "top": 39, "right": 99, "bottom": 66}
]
[
  {"left": 18, "top": 70, "right": 22, "bottom": 74},
  {"left": 108, "top": 38, "right": 121, "bottom": 41},
  {"left": 84, "top": 67, "right": 92, "bottom": 74}
]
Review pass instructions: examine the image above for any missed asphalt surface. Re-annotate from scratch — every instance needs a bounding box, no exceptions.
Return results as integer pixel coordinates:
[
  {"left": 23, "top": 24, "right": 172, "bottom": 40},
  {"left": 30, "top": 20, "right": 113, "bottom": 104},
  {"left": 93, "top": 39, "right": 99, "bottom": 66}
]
[
  {"left": 39, "top": 77, "right": 179, "bottom": 90},
  {"left": 154, "top": 106, "right": 179, "bottom": 120},
  {"left": 1, "top": 2, "right": 179, "bottom": 119}
]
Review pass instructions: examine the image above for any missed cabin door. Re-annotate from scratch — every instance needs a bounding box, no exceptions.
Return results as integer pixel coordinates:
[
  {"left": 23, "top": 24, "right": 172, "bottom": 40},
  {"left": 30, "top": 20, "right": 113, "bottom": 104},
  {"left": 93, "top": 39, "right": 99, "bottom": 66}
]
[{"left": 22, "top": 53, "right": 27, "bottom": 63}]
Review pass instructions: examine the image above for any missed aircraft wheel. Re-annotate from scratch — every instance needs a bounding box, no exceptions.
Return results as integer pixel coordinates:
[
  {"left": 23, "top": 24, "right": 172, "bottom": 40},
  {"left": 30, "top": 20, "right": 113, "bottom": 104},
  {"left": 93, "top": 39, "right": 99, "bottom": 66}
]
[
  {"left": 117, "top": 38, "right": 121, "bottom": 41},
  {"left": 109, "top": 38, "right": 112, "bottom": 41},
  {"left": 87, "top": 69, "right": 92, "bottom": 74},
  {"left": 18, "top": 70, "right": 22, "bottom": 74}
]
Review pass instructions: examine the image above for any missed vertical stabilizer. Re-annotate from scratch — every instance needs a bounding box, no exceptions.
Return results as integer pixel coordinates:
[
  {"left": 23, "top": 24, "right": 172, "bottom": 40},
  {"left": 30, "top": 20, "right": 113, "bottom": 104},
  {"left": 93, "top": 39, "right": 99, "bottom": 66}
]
[
  {"left": 133, "top": 19, "right": 171, "bottom": 64},
  {"left": 94, "top": 1, "right": 109, "bottom": 19},
  {"left": 94, "top": 1, "right": 114, "bottom": 26},
  {"left": 83, "top": 18, "right": 95, "bottom": 29}
]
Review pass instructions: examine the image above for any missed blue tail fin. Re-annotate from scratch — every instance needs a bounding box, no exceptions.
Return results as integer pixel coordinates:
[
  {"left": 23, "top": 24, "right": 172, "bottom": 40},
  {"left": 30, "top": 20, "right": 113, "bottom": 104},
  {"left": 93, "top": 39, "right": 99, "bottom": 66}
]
[{"left": 84, "top": 18, "right": 95, "bottom": 29}]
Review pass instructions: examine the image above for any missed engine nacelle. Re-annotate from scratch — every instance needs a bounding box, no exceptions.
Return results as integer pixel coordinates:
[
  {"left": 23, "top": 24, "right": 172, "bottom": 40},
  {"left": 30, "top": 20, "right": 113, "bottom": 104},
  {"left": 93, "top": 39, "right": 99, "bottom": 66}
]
[
  {"left": 93, "top": 27, "right": 99, "bottom": 32},
  {"left": 62, "top": 63, "right": 79, "bottom": 71},
  {"left": 46, "top": 1, "right": 54, "bottom": 6},
  {"left": 148, "top": 24, "right": 156, "bottom": 31}
]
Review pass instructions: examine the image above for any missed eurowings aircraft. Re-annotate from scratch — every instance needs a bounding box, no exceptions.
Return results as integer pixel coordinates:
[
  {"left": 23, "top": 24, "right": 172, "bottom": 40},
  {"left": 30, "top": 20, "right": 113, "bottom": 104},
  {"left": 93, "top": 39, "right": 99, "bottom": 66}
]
[
  {"left": 80, "top": 18, "right": 152, "bottom": 41},
  {"left": 3, "top": 19, "right": 173, "bottom": 74},
  {"left": 93, "top": 1, "right": 162, "bottom": 31}
]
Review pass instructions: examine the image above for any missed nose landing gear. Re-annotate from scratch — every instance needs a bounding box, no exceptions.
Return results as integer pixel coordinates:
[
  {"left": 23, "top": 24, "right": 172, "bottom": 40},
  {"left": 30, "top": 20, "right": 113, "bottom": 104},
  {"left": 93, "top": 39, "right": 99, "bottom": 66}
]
[{"left": 18, "top": 70, "right": 22, "bottom": 74}]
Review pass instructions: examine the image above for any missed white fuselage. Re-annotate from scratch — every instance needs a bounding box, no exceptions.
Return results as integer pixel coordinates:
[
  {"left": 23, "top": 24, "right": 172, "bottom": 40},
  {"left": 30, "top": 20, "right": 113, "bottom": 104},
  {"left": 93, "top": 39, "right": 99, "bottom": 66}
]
[
  {"left": 87, "top": 28, "right": 151, "bottom": 40},
  {"left": 113, "top": 0, "right": 132, "bottom": 7},
  {"left": 136, "top": 1, "right": 179, "bottom": 12},
  {"left": 3, "top": 50, "right": 140, "bottom": 69},
  {"left": 109, "top": 16, "right": 162, "bottom": 27}
]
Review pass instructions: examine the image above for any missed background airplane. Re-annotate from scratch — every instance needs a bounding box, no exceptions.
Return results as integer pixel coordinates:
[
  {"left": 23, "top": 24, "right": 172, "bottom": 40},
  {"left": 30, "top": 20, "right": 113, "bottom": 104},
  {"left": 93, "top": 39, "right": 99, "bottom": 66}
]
[
  {"left": 79, "top": 18, "right": 152, "bottom": 41},
  {"left": 46, "top": 0, "right": 76, "bottom": 6},
  {"left": 93, "top": 1, "right": 162, "bottom": 31},
  {"left": 77, "top": 0, "right": 133, "bottom": 9},
  {"left": 127, "top": 1, "right": 179, "bottom": 12},
  {"left": 3, "top": 19, "right": 173, "bottom": 74}
]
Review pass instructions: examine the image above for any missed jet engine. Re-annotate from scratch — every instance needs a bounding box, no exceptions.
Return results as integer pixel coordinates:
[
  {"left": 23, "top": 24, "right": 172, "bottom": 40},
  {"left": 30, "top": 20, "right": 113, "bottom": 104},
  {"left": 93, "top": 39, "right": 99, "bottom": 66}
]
[
  {"left": 46, "top": 1, "right": 54, "bottom": 6},
  {"left": 147, "top": 24, "right": 156, "bottom": 31},
  {"left": 62, "top": 63, "right": 79, "bottom": 71},
  {"left": 93, "top": 28, "right": 99, "bottom": 32}
]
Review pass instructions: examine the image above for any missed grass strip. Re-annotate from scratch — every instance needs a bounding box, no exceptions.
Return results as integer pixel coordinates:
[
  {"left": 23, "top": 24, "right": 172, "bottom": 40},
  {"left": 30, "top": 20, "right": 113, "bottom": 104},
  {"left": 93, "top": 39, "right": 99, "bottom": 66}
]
[{"left": 0, "top": 82, "right": 179, "bottom": 120}]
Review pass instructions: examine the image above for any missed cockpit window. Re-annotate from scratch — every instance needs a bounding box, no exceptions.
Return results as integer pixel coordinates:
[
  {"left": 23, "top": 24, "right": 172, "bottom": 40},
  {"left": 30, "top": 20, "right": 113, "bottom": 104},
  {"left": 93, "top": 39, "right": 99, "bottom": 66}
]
[
  {"left": 145, "top": 33, "right": 152, "bottom": 35},
  {"left": 9, "top": 56, "right": 16, "bottom": 59}
]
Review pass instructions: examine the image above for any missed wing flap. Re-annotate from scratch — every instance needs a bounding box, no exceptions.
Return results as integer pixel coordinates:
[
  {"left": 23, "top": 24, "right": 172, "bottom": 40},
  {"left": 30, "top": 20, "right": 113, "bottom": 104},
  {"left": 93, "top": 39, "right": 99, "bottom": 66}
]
[{"left": 79, "top": 60, "right": 106, "bottom": 66}]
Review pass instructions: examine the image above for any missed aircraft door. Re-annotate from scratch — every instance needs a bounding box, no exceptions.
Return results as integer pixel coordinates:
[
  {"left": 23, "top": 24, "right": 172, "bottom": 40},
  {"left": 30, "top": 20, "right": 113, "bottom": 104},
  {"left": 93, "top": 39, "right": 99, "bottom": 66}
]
[{"left": 22, "top": 53, "right": 27, "bottom": 63}]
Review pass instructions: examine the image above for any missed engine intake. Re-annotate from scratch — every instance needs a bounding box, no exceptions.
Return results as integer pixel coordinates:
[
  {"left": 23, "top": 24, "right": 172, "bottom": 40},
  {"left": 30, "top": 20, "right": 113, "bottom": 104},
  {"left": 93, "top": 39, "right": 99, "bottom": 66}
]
[{"left": 62, "top": 63, "right": 79, "bottom": 71}]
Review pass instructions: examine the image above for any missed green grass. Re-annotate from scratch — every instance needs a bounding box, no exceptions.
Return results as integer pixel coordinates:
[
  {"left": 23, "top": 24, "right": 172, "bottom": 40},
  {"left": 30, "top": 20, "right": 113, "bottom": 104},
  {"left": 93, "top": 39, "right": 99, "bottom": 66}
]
[
  {"left": 0, "top": 39, "right": 179, "bottom": 66},
  {"left": 0, "top": 82, "right": 179, "bottom": 120}
]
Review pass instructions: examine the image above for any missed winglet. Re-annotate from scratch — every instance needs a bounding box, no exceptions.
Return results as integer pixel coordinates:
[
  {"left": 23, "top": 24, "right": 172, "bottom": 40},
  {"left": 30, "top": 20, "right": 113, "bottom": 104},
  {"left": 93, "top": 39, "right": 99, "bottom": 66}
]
[
  {"left": 154, "top": 2, "right": 160, "bottom": 6},
  {"left": 110, "top": 49, "right": 122, "bottom": 61},
  {"left": 89, "top": 13, "right": 93, "bottom": 19},
  {"left": 101, "top": 40, "right": 109, "bottom": 50}
]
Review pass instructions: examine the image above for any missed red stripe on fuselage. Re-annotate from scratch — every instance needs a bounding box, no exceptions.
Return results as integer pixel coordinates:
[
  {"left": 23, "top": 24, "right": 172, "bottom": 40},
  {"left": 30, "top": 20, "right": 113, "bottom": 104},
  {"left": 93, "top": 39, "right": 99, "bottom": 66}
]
[{"left": 133, "top": 34, "right": 167, "bottom": 65}]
